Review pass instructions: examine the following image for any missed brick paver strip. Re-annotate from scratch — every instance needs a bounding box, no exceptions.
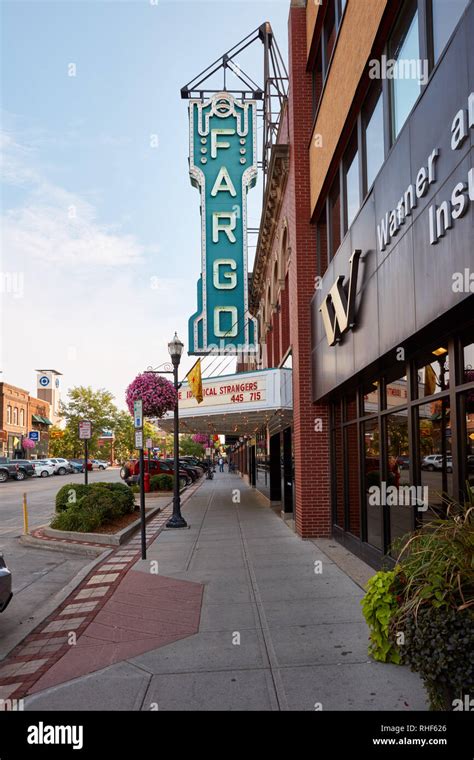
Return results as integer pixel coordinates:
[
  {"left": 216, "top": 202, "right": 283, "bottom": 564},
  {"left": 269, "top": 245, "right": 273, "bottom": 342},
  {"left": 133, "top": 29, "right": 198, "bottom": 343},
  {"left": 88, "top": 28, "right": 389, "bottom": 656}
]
[
  {"left": 28, "top": 572, "right": 203, "bottom": 694},
  {"left": 0, "top": 480, "right": 204, "bottom": 702}
]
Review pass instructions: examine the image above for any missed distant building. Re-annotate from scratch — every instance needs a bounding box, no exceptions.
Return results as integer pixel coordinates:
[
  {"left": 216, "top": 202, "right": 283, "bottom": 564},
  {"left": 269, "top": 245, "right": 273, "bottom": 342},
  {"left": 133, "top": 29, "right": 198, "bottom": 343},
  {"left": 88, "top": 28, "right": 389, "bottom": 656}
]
[
  {"left": 35, "top": 369, "right": 63, "bottom": 427},
  {"left": 0, "top": 382, "right": 52, "bottom": 458}
]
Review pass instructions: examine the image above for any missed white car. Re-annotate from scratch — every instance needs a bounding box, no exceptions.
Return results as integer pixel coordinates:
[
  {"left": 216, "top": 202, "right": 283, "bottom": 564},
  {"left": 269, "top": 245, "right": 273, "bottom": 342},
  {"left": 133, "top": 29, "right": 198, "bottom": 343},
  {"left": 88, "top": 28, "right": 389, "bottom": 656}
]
[
  {"left": 92, "top": 459, "right": 109, "bottom": 470},
  {"left": 32, "top": 460, "right": 56, "bottom": 478},
  {"left": 43, "top": 458, "right": 72, "bottom": 475}
]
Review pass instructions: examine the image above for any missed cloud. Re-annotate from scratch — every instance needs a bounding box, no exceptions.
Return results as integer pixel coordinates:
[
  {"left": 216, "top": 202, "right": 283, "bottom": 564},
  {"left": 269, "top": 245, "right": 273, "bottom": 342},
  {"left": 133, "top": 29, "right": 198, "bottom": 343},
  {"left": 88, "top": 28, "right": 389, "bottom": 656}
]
[{"left": 1, "top": 130, "right": 150, "bottom": 271}]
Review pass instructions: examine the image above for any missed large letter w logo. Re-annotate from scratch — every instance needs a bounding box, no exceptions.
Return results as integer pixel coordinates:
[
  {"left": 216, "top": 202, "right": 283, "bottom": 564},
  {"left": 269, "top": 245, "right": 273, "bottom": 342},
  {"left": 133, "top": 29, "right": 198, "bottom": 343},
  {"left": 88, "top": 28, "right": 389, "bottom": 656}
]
[{"left": 319, "top": 250, "right": 362, "bottom": 346}]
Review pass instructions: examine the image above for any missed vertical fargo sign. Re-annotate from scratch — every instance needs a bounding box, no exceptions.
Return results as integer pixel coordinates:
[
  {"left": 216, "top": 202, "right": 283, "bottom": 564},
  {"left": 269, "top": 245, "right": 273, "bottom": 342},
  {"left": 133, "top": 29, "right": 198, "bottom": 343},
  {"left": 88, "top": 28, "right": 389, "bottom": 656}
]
[{"left": 188, "top": 93, "right": 258, "bottom": 355}]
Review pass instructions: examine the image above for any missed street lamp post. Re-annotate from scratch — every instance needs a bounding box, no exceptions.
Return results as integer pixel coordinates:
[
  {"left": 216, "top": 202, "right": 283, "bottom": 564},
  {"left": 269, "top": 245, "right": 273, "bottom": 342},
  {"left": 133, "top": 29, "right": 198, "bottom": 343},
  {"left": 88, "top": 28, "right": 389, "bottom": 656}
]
[{"left": 166, "top": 333, "right": 187, "bottom": 529}]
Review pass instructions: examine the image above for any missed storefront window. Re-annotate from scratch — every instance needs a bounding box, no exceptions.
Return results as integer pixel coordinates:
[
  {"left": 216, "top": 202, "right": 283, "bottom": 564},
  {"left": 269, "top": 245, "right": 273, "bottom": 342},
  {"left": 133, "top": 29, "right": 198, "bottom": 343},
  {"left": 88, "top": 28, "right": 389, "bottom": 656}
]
[
  {"left": 345, "top": 393, "right": 357, "bottom": 421},
  {"left": 389, "top": 0, "right": 420, "bottom": 140},
  {"left": 462, "top": 336, "right": 474, "bottom": 384},
  {"left": 417, "top": 399, "right": 452, "bottom": 519},
  {"left": 385, "top": 411, "right": 413, "bottom": 551},
  {"left": 416, "top": 347, "right": 449, "bottom": 398},
  {"left": 363, "top": 83, "right": 384, "bottom": 191},
  {"left": 364, "top": 419, "right": 382, "bottom": 549},
  {"left": 316, "top": 207, "right": 328, "bottom": 275},
  {"left": 362, "top": 380, "right": 379, "bottom": 416},
  {"left": 346, "top": 424, "right": 360, "bottom": 537},
  {"left": 334, "top": 419, "right": 344, "bottom": 528},
  {"left": 344, "top": 131, "right": 360, "bottom": 231},
  {"left": 432, "top": 0, "right": 469, "bottom": 64},
  {"left": 385, "top": 365, "right": 409, "bottom": 409}
]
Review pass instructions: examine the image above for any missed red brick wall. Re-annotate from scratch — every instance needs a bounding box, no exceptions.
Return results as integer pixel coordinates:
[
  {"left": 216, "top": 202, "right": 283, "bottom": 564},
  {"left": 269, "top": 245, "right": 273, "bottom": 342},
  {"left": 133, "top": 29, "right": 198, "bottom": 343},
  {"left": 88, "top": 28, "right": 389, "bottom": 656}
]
[
  {"left": 281, "top": 275, "right": 290, "bottom": 357},
  {"left": 273, "top": 309, "right": 281, "bottom": 367},
  {"left": 287, "top": 4, "right": 331, "bottom": 537}
]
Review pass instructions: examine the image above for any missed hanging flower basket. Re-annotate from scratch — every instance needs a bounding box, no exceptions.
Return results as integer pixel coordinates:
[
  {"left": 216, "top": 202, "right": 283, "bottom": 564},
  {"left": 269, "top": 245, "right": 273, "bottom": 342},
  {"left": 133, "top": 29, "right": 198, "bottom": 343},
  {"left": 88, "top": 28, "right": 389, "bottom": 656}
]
[
  {"left": 126, "top": 373, "right": 177, "bottom": 419},
  {"left": 22, "top": 438, "right": 36, "bottom": 450},
  {"left": 192, "top": 433, "right": 209, "bottom": 445}
]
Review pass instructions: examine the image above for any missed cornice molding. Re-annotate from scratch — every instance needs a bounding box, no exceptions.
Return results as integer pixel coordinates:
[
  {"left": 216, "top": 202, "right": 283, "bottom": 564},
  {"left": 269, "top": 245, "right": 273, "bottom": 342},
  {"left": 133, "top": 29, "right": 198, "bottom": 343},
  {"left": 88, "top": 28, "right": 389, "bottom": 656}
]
[{"left": 250, "top": 143, "right": 290, "bottom": 313}]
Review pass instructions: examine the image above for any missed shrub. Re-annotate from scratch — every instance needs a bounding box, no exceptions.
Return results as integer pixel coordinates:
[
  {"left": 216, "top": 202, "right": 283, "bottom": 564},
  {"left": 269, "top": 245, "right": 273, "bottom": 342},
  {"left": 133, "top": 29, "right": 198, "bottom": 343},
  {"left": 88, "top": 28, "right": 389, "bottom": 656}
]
[
  {"left": 130, "top": 485, "right": 140, "bottom": 493},
  {"left": 389, "top": 497, "right": 474, "bottom": 710},
  {"left": 89, "top": 482, "right": 135, "bottom": 514},
  {"left": 394, "top": 606, "right": 474, "bottom": 710},
  {"left": 78, "top": 491, "right": 121, "bottom": 522},
  {"left": 55, "top": 483, "right": 89, "bottom": 513},
  {"left": 361, "top": 569, "right": 402, "bottom": 664},
  {"left": 51, "top": 505, "right": 102, "bottom": 533},
  {"left": 150, "top": 474, "right": 173, "bottom": 492}
]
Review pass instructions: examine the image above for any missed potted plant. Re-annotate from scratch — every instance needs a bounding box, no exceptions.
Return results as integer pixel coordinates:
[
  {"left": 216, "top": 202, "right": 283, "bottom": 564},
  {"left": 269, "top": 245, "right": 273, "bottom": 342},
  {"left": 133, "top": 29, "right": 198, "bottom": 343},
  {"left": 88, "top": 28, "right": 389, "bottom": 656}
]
[{"left": 388, "top": 497, "right": 474, "bottom": 710}]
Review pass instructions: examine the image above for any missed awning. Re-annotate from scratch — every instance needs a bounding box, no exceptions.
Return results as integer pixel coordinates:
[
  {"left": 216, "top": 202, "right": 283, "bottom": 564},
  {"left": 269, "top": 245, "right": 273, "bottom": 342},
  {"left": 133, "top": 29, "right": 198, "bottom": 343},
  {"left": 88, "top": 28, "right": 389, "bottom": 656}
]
[
  {"left": 41, "top": 417, "right": 53, "bottom": 425},
  {"left": 160, "top": 368, "right": 293, "bottom": 436},
  {"left": 32, "top": 415, "right": 44, "bottom": 424}
]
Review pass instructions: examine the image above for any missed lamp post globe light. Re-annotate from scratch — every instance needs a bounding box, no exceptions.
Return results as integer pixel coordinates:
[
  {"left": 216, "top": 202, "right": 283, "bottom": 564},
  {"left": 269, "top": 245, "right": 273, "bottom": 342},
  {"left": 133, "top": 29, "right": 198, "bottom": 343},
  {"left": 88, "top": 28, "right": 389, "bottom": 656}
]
[{"left": 167, "top": 333, "right": 187, "bottom": 529}]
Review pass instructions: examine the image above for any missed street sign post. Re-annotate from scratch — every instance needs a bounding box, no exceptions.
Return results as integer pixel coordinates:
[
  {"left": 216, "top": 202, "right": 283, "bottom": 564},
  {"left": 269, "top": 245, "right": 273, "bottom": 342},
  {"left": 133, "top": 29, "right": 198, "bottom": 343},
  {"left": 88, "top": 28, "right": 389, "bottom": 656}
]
[
  {"left": 133, "top": 400, "right": 146, "bottom": 561},
  {"left": 78, "top": 421, "right": 92, "bottom": 485},
  {"left": 28, "top": 431, "right": 40, "bottom": 442},
  {"left": 134, "top": 400, "right": 143, "bottom": 429}
]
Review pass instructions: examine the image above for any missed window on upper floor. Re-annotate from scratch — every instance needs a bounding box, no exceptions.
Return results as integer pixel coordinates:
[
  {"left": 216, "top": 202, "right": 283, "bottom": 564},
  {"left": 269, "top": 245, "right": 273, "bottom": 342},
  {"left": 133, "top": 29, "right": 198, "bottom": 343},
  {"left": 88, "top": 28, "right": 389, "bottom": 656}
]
[
  {"left": 20, "top": 409, "right": 25, "bottom": 427},
  {"left": 363, "top": 81, "right": 385, "bottom": 192},
  {"left": 13, "top": 407, "right": 18, "bottom": 425},
  {"left": 329, "top": 172, "right": 341, "bottom": 260},
  {"left": 431, "top": 0, "right": 470, "bottom": 64},
  {"left": 311, "top": 0, "right": 348, "bottom": 118},
  {"left": 7, "top": 406, "right": 11, "bottom": 425},
  {"left": 343, "top": 129, "right": 360, "bottom": 232},
  {"left": 389, "top": 0, "right": 421, "bottom": 141}
]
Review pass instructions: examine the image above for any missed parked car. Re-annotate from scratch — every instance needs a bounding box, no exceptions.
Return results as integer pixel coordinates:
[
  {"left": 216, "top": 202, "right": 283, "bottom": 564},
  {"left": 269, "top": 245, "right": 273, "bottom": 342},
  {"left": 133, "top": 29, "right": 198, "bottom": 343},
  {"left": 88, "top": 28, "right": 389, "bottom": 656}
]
[
  {"left": 120, "top": 459, "right": 189, "bottom": 488},
  {"left": 0, "top": 554, "right": 12, "bottom": 612},
  {"left": 32, "top": 460, "right": 56, "bottom": 478},
  {"left": 68, "top": 459, "right": 85, "bottom": 473},
  {"left": 0, "top": 459, "right": 35, "bottom": 482},
  {"left": 69, "top": 458, "right": 93, "bottom": 472},
  {"left": 91, "top": 459, "right": 109, "bottom": 470},
  {"left": 397, "top": 456, "right": 410, "bottom": 470},
  {"left": 421, "top": 454, "right": 453, "bottom": 473},
  {"left": 44, "top": 457, "right": 74, "bottom": 475}
]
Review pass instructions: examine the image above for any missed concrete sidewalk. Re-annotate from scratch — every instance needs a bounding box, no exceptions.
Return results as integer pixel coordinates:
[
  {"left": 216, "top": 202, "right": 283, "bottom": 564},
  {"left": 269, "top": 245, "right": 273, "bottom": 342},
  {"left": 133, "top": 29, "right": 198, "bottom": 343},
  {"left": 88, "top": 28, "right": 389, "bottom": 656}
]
[{"left": 24, "top": 472, "right": 427, "bottom": 711}]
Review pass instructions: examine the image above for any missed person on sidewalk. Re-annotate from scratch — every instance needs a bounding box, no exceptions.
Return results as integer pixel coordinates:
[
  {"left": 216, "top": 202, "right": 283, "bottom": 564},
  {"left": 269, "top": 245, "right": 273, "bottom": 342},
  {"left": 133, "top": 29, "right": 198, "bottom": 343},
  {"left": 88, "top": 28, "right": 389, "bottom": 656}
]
[{"left": 218, "top": 457, "right": 224, "bottom": 472}]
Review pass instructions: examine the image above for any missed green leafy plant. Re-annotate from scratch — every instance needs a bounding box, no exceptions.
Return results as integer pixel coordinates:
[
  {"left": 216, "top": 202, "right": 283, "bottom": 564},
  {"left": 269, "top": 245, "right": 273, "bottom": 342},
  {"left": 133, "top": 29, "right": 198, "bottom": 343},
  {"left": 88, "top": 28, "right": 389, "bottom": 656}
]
[
  {"left": 394, "top": 606, "right": 474, "bottom": 711},
  {"left": 55, "top": 483, "right": 89, "bottom": 512},
  {"left": 150, "top": 474, "right": 173, "bottom": 492},
  {"left": 361, "top": 569, "right": 402, "bottom": 664},
  {"left": 389, "top": 497, "right": 474, "bottom": 709}
]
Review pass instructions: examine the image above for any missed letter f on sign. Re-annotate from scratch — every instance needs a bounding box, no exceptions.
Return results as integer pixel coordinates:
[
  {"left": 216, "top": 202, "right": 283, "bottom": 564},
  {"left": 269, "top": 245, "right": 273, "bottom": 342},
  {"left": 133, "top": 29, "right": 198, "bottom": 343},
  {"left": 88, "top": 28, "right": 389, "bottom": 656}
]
[{"left": 319, "top": 250, "right": 362, "bottom": 346}]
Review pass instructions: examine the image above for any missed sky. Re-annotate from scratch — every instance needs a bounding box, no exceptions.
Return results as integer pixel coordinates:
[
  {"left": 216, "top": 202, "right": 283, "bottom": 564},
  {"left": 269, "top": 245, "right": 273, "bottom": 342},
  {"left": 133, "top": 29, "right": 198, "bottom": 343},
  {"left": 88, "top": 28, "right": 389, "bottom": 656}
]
[{"left": 0, "top": 0, "right": 289, "bottom": 410}]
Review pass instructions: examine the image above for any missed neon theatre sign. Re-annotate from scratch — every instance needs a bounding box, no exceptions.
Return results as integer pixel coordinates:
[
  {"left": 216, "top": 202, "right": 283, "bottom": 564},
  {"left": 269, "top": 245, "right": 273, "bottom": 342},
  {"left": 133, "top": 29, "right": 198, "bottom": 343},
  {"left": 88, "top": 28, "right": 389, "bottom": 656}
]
[{"left": 188, "top": 92, "right": 258, "bottom": 355}]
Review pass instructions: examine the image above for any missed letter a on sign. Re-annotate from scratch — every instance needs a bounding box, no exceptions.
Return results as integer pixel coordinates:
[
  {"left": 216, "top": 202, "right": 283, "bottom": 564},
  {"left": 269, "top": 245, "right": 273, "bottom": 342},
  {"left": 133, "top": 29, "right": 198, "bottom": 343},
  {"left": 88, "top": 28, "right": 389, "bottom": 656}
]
[{"left": 187, "top": 92, "right": 258, "bottom": 354}]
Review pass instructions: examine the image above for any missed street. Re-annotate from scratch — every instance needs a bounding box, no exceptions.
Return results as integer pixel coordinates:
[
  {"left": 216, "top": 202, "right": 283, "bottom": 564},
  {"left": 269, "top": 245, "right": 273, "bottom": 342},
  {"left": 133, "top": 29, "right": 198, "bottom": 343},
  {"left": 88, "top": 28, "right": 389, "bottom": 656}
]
[{"left": 0, "top": 469, "right": 121, "bottom": 660}]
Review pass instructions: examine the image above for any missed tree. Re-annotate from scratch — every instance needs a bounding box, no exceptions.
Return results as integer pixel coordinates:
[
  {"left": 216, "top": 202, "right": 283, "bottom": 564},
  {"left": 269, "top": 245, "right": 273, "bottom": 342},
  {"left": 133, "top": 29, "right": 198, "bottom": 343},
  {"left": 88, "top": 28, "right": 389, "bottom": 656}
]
[
  {"left": 59, "top": 387, "right": 118, "bottom": 457},
  {"left": 179, "top": 435, "right": 205, "bottom": 458}
]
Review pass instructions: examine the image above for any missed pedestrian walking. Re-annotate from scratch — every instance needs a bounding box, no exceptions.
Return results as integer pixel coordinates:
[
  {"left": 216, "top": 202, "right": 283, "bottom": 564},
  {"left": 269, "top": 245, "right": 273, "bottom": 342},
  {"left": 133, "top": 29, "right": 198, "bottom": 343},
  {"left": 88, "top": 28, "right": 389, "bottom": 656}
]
[{"left": 218, "top": 456, "right": 224, "bottom": 472}]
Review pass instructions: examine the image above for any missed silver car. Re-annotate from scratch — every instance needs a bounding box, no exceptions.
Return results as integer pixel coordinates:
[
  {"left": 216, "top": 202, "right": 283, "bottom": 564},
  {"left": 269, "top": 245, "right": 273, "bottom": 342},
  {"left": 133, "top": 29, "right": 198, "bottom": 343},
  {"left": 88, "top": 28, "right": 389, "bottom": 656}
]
[{"left": 0, "top": 554, "right": 12, "bottom": 612}]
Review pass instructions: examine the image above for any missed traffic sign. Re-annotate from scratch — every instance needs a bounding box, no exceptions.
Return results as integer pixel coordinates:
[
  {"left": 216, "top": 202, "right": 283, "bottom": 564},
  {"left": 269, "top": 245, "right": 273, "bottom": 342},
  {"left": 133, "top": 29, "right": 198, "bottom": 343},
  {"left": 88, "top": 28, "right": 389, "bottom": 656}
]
[
  {"left": 134, "top": 400, "right": 143, "bottom": 429},
  {"left": 146, "top": 438, "right": 152, "bottom": 449},
  {"left": 79, "top": 421, "right": 92, "bottom": 440},
  {"left": 205, "top": 447, "right": 212, "bottom": 456},
  {"left": 28, "top": 431, "right": 40, "bottom": 442},
  {"left": 135, "top": 430, "right": 144, "bottom": 449}
]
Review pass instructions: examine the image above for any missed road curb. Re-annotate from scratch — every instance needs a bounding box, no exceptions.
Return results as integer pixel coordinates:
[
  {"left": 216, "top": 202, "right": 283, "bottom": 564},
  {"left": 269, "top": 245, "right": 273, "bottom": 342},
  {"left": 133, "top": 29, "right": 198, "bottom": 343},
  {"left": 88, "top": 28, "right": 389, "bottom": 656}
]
[{"left": 0, "top": 547, "right": 112, "bottom": 662}]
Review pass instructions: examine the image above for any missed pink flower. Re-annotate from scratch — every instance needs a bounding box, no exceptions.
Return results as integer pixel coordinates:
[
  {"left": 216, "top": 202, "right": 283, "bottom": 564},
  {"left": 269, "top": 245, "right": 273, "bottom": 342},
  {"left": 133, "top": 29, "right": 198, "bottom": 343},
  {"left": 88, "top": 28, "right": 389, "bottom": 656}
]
[{"left": 126, "top": 373, "right": 177, "bottom": 419}]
